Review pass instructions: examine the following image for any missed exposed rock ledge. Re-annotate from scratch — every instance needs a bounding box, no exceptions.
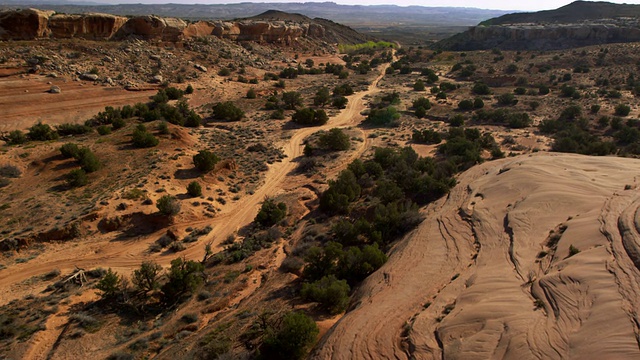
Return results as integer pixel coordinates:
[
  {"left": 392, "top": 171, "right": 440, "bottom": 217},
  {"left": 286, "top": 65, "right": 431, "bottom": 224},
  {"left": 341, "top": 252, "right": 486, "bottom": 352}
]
[{"left": 0, "top": 8, "right": 329, "bottom": 44}]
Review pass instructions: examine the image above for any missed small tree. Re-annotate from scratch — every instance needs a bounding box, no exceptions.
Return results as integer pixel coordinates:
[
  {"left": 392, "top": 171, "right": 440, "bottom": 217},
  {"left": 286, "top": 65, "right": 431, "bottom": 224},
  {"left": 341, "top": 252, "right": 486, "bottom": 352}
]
[
  {"left": 7, "top": 130, "right": 27, "bottom": 145},
  {"left": 187, "top": 181, "right": 202, "bottom": 197},
  {"left": 313, "top": 87, "right": 330, "bottom": 107},
  {"left": 261, "top": 312, "right": 319, "bottom": 360},
  {"left": 132, "top": 261, "right": 162, "bottom": 294},
  {"left": 255, "top": 198, "right": 287, "bottom": 227},
  {"left": 66, "top": 169, "right": 88, "bottom": 187},
  {"left": 193, "top": 150, "right": 220, "bottom": 172},
  {"left": 157, "top": 195, "right": 181, "bottom": 216},
  {"left": 332, "top": 96, "right": 348, "bottom": 109},
  {"left": 413, "top": 79, "right": 425, "bottom": 91},
  {"left": 282, "top": 91, "right": 303, "bottom": 110},
  {"left": 76, "top": 148, "right": 101, "bottom": 173},
  {"left": 301, "top": 275, "right": 350, "bottom": 314},
  {"left": 132, "top": 125, "right": 159, "bottom": 148},
  {"left": 212, "top": 101, "right": 244, "bottom": 121},
  {"left": 161, "top": 257, "right": 204, "bottom": 300},
  {"left": 60, "top": 143, "right": 80, "bottom": 159},
  {"left": 318, "top": 128, "right": 350, "bottom": 151},
  {"left": 96, "top": 268, "right": 123, "bottom": 300}
]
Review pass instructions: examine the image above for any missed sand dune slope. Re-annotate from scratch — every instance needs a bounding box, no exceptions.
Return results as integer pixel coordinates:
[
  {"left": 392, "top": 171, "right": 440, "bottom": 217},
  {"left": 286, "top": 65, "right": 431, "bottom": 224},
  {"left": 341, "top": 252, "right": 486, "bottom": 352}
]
[{"left": 314, "top": 153, "right": 640, "bottom": 360}]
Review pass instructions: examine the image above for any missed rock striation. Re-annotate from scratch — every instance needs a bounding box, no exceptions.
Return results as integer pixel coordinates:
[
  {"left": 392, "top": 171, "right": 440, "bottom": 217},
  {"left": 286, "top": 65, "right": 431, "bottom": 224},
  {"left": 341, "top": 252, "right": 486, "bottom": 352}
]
[{"left": 0, "top": 8, "right": 357, "bottom": 44}]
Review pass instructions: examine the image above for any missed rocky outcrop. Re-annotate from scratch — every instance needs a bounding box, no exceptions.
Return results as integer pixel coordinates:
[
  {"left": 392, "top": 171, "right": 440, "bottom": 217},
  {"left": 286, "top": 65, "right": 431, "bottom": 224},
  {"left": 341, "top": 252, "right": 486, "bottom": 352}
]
[
  {"left": 437, "top": 23, "right": 640, "bottom": 51},
  {"left": 0, "top": 8, "right": 365, "bottom": 45},
  {"left": 0, "top": 8, "right": 53, "bottom": 40},
  {"left": 114, "top": 15, "right": 187, "bottom": 42},
  {"left": 48, "top": 13, "right": 127, "bottom": 39}
]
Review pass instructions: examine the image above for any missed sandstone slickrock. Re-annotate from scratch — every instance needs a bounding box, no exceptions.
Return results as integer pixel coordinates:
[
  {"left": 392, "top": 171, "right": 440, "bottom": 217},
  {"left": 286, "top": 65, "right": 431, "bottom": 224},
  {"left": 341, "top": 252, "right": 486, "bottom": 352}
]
[
  {"left": 314, "top": 153, "right": 640, "bottom": 360},
  {"left": 80, "top": 73, "right": 99, "bottom": 81}
]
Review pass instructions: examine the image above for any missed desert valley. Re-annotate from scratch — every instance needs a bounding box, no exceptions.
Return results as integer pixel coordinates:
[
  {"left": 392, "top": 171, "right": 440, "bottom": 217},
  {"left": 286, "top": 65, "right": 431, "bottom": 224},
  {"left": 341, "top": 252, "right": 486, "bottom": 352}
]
[{"left": 2, "top": 1, "right": 640, "bottom": 359}]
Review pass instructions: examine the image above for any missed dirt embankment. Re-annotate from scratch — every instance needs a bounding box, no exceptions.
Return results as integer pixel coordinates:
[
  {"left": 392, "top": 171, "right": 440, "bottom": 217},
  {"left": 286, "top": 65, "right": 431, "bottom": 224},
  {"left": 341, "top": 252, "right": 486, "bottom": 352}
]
[{"left": 315, "top": 152, "right": 640, "bottom": 359}]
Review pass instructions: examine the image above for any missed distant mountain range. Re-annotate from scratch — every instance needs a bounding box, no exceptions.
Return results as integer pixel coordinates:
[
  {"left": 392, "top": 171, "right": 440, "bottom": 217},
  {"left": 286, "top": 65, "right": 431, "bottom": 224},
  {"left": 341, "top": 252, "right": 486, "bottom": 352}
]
[
  {"left": 480, "top": 0, "right": 640, "bottom": 25},
  {"left": 0, "top": 1, "right": 513, "bottom": 27}
]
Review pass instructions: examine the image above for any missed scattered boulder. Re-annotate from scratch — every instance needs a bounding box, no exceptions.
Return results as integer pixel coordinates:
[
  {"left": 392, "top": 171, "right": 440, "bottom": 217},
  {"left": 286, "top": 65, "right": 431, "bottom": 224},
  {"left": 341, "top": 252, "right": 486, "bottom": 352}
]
[
  {"left": 150, "top": 74, "right": 163, "bottom": 83},
  {"left": 80, "top": 73, "right": 99, "bottom": 81},
  {"left": 194, "top": 64, "right": 207, "bottom": 72},
  {"left": 49, "top": 85, "right": 61, "bottom": 93}
]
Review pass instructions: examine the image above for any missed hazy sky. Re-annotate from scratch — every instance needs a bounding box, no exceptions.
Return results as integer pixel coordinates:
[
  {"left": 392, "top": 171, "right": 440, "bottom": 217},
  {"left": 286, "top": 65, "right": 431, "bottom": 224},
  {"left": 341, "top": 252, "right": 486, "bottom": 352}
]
[{"left": 118, "top": 0, "right": 640, "bottom": 11}]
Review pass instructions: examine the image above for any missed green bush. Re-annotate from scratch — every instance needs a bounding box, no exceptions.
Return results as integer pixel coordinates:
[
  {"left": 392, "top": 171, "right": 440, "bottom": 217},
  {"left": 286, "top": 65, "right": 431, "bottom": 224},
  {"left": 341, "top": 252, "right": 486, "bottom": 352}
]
[
  {"left": 413, "top": 79, "right": 426, "bottom": 91},
  {"left": 161, "top": 257, "right": 204, "bottom": 299},
  {"left": 97, "top": 125, "right": 111, "bottom": 135},
  {"left": 66, "top": 169, "right": 88, "bottom": 187},
  {"left": 292, "top": 108, "right": 328, "bottom": 126},
  {"left": 56, "top": 123, "right": 92, "bottom": 136},
  {"left": 255, "top": 198, "right": 287, "bottom": 227},
  {"left": 332, "top": 96, "right": 348, "bottom": 109},
  {"left": 193, "top": 150, "right": 220, "bottom": 172},
  {"left": 318, "top": 128, "right": 350, "bottom": 151},
  {"left": 212, "top": 101, "right": 244, "bottom": 121},
  {"left": 458, "top": 99, "right": 474, "bottom": 111},
  {"left": 96, "top": 268, "right": 123, "bottom": 300},
  {"left": 282, "top": 91, "right": 303, "bottom": 110},
  {"left": 60, "top": 143, "right": 80, "bottom": 159},
  {"left": 301, "top": 275, "right": 350, "bottom": 314},
  {"left": 185, "top": 84, "right": 194, "bottom": 94},
  {"left": 76, "top": 148, "right": 101, "bottom": 173},
  {"left": 165, "top": 87, "right": 184, "bottom": 100},
  {"left": 615, "top": 104, "right": 631, "bottom": 117},
  {"left": 261, "top": 312, "right": 319, "bottom": 360},
  {"left": 28, "top": 122, "right": 58, "bottom": 141},
  {"left": 7, "top": 130, "right": 27, "bottom": 145},
  {"left": 412, "top": 97, "right": 431, "bottom": 110},
  {"left": 132, "top": 261, "right": 162, "bottom": 293},
  {"left": 157, "top": 121, "right": 170, "bottom": 135},
  {"left": 472, "top": 82, "right": 491, "bottom": 95},
  {"left": 157, "top": 195, "right": 181, "bottom": 216},
  {"left": 313, "top": 87, "right": 330, "bottom": 106},
  {"left": 246, "top": 88, "right": 257, "bottom": 99},
  {"left": 187, "top": 181, "right": 202, "bottom": 197},
  {"left": 365, "top": 107, "right": 400, "bottom": 127},
  {"left": 132, "top": 125, "right": 159, "bottom": 148}
]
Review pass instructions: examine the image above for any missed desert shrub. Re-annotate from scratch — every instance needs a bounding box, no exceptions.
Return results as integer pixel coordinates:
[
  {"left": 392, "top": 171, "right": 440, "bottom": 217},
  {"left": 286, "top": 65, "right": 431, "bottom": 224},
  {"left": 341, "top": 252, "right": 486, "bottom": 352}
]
[
  {"left": 412, "top": 97, "right": 431, "bottom": 110},
  {"left": 161, "top": 257, "right": 204, "bottom": 299},
  {"left": 185, "top": 84, "right": 194, "bottom": 94},
  {"left": 97, "top": 125, "right": 111, "bottom": 135},
  {"left": 184, "top": 111, "right": 201, "bottom": 128},
  {"left": 413, "top": 79, "right": 426, "bottom": 91},
  {"left": 7, "top": 130, "right": 27, "bottom": 145},
  {"left": 282, "top": 91, "right": 303, "bottom": 110},
  {"left": 70, "top": 313, "right": 101, "bottom": 332},
  {"left": 76, "top": 148, "right": 101, "bottom": 173},
  {"left": 449, "top": 114, "right": 465, "bottom": 127},
  {"left": 157, "top": 195, "right": 180, "bottom": 216},
  {"left": 318, "top": 128, "right": 350, "bottom": 151},
  {"left": 412, "top": 129, "right": 442, "bottom": 144},
  {"left": 112, "top": 117, "right": 126, "bottom": 130},
  {"left": 333, "top": 83, "right": 354, "bottom": 97},
  {"left": 473, "top": 97, "right": 484, "bottom": 109},
  {"left": 365, "top": 107, "right": 400, "bottom": 127},
  {"left": 152, "top": 89, "right": 169, "bottom": 104},
  {"left": 132, "top": 125, "right": 159, "bottom": 148},
  {"left": 319, "top": 170, "right": 361, "bottom": 214},
  {"left": 246, "top": 88, "right": 257, "bottom": 99},
  {"left": 198, "top": 326, "right": 231, "bottom": 359},
  {"left": 313, "top": 87, "right": 331, "bottom": 106},
  {"left": 106, "top": 352, "right": 134, "bottom": 360},
  {"left": 212, "top": 101, "right": 244, "bottom": 121},
  {"left": 217, "top": 68, "right": 231, "bottom": 76},
  {"left": 514, "top": 87, "right": 527, "bottom": 95},
  {"left": 0, "top": 164, "right": 21, "bottom": 178},
  {"left": 255, "top": 198, "right": 287, "bottom": 227},
  {"left": 96, "top": 268, "right": 123, "bottom": 300},
  {"left": 56, "top": 123, "right": 92, "bottom": 136},
  {"left": 591, "top": 104, "right": 601, "bottom": 114},
  {"left": 193, "top": 150, "right": 220, "bottom": 172},
  {"left": 497, "top": 93, "right": 517, "bottom": 106},
  {"left": 458, "top": 99, "right": 474, "bottom": 111},
  {"left": 332, "top": 96, "right": 348, "bottom": 109},
  {"left": 615, "top": 104, "right": 631, "bottom": 117},
  {"left": 301, "top": 275, "right": 350, "bottom": 314},
  {"left": 505, "top": 64, "right": 518, "bottom": 74},
  {"left": 132, "top": 261, "right": 162, "bottom": 293},
  {"left": 180, "top": 313, "right": 198, "bottom": 324},
  {"left": 28, "top": 122, "right": 58, "bottom": 141},
  {"left": 66, "top": 169, "right": 88, "bottom": 187},
  {"left": 472, "top": 82, "right": 491, "bottom": 95},
  {"left": 280, "top": 256, "right": 305, "bottom": 274},
  {"left": 165, "top": 87, "right": 184, "bottom": 100},
  {"left": 538, "top": 84, "right": 550, "bottom": 95},
  {"left": 187, "top": 181, "right": 202, "bottom": 197},
  {"left": 292, "top": 108, "right": 328, "bottom": 126},
  {"left": 261, "top": 312, "right": 319, "bottom": 360}
]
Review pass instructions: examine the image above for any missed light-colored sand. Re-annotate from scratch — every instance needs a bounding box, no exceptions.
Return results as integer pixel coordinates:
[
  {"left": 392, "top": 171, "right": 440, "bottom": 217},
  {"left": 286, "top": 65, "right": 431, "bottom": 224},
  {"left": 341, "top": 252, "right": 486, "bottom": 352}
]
[{"left": 314, "top": 152, "right": 640, "bottom": 360}]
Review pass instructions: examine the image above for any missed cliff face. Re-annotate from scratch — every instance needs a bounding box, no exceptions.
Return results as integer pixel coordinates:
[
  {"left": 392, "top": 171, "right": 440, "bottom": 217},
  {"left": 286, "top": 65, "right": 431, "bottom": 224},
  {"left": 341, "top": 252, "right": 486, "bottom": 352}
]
[
  {"left": 0, "top": 8, "right": 355, "bottom": 45},
  {"left": 0, "top": 8, "right": 53, "bottom": 40},
  {"left": 437, "top": 23, "right": 640, "bottom": 51},
  {"left": 48, "top": 13, "right": 127, "bottom": 40}
]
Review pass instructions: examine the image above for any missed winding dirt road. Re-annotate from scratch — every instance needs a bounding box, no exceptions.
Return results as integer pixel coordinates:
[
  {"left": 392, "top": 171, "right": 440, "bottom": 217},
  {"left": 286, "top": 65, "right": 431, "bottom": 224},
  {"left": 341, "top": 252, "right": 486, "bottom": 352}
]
[
  {"left": 0, "top": 56, "right": 392, "bottom": 306},
  {"left": 314, "top": 153, "right": 640, "bottom": 360}
]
